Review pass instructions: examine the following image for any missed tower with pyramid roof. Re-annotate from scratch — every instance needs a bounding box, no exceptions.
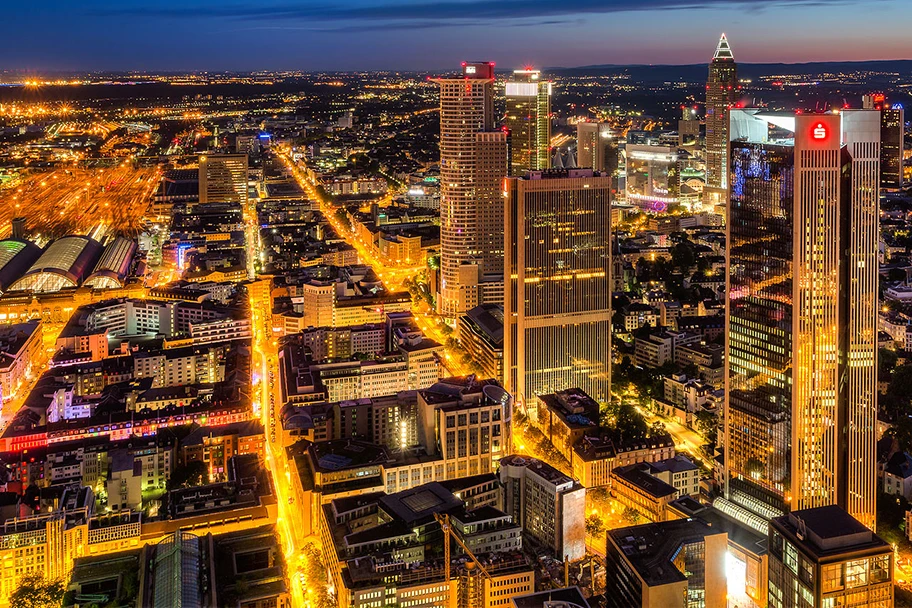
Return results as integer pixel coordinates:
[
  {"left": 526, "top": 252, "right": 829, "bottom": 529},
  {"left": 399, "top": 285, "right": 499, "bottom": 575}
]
[{"left": 704, "top": 33, "right": 739, "bottom": 215}]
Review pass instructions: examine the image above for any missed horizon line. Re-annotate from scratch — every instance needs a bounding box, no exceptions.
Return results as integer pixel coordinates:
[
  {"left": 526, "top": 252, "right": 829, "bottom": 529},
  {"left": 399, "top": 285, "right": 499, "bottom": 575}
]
[{"left": 3, "top": 56, "right": 912, "bottom": 76}]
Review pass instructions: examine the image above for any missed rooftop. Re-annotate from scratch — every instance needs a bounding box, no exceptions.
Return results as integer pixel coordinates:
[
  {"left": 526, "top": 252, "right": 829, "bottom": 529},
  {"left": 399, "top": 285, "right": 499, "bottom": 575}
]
[
  {"left": 378, "top": 482, "right": 462, "bottom": 527},
  {"left": 608, "top": 518, "right": 725, "bottom": 587},
  {"left": 499, "top": 455, "right": 574, "bottom": 486},
  {"left": 771, "top": 505, "right": 889, "bottom": 558},
  {"left": 612, "top": 463, "right": 678, "bottom": 499},
  {"left": 511, "top": 587, "right": 590, "bottom": 608}
]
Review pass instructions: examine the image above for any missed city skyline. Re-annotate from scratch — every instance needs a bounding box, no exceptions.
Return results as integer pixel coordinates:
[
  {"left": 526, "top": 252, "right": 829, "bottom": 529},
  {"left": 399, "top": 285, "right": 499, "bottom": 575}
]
[{"left": 3, "top": 0, "right": 911, "bottom": 71}]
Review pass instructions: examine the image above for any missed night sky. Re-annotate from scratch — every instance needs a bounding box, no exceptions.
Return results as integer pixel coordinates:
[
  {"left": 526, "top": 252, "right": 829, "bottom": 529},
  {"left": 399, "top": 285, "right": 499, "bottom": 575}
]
[{"left": 7, "top": 0, "right": 910, "bottom": 72}]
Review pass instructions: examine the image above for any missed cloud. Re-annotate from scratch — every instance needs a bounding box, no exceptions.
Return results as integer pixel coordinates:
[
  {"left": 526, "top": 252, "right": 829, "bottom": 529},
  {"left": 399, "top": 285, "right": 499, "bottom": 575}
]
[{"left": 91, "top": 0, "right": 871, "bottom": 25}]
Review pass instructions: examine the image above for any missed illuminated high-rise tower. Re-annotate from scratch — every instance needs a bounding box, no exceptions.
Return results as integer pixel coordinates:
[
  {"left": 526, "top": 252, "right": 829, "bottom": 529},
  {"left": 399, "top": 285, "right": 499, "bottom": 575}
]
[
  {"left": 504, "top": 169, "right": 612, "bottom": 407},
  {"left": 863, "top": 93, "right": 905, "bottom": 191},
  {"left": 504, "top": 69, "right": 551, "bottom": 176},
  {"left": 724, "top": 109, "right": 880, "bottom": 530},
  {"left": 704, "top": 33, "right": 739, "bottom": 214},
  {"left": 433, "top": 62, "right": 509, "bottom": 318},
  {"left": 199, "top": 153, "right": 248, "bottom": 206},
  {"left": 576, "top": 122, "right": 618, "bottom": 175}
]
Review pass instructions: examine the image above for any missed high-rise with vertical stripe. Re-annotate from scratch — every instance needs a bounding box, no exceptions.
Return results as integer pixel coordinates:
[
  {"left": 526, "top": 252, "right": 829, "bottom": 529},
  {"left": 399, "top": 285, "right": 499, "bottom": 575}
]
[
  {"left": 724, "top": 109, "right": 880, "bottom": 530},
  {"left": 504, "top": 169, "right": 612, "bottom": 409}
]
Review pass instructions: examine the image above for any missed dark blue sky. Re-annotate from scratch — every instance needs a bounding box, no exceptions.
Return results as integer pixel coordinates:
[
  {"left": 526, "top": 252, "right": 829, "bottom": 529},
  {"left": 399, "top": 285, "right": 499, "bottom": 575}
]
[{"left": 6, "top": 0, "right": 909, "bottom": 72}]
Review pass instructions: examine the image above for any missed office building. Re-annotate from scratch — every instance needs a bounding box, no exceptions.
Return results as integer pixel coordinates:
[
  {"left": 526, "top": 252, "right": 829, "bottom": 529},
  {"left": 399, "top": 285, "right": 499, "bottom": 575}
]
[
  {"left": 198, "top": 153, "right": 248, "bottom": 206},
  {"left": 318, "top": 480, "right": 533, "bottom": 608},
  {"left": 511, "top": 587, "right": 590, "bottom": 608},
  {"left": 458, "top": 304, "right": 504, "bottom": 383},
  {"left": 576, "top": 122, "right": 618, "bottom": 182},
  {"left": 863, "top": 93, "right": 905, "bottom": 191},
  {"left": 499, "top": 455, "right": 585, "bottom": 561},
  {"left": 418, "top": 377, "right": 511, "bottom": 478},
  {"left": 0, "top": 320, "right": 42, "bottom": 403},
  {"left": 768, "top": 506, "right": 893, "bottom": 608},
  {"left": 504, "top": 169, "right": 611, "bottom": 406},
  {"left": 625, "top": 144, "right": 681, "bottom": 211},
  {"left": 725, "top": 109, "right": 880, "bottom": 529},
  {"left": 611, "top": 463, "right": 679, "bottom": 523},
  {"left": 434, "top": 62, "right": 508, "bottom": 318},
  {"left": 604, "top": 518, "right": 728, "bottom": 608},
  {"left": 532, "top": 388, "right": 599, "bottom": 463},
  {"left": 504, "top": 69, "right": 551, "bottom": 175},
  {"left": 678, "top": 105, "right": 700, "bottom": 148},
  {"left": 704, "top": 33, "right": 739, "bottom": 211}
]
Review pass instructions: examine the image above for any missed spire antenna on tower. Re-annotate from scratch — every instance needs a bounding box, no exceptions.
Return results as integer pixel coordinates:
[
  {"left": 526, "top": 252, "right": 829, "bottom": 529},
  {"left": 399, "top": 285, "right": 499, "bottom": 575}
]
[{"left": 713, "top": 33, "right": 734, "bottom": 61}]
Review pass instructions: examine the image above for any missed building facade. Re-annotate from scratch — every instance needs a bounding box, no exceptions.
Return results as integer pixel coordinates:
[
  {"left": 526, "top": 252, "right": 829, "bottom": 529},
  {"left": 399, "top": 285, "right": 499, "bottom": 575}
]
[
  {"left": 768, "top": 506, "right": 893, "bottom": 608},
  {"left": 504, "top": 69, "right": 551, "bottom": 176},
  {"left": 434, "top": 62, "right": 508, "bottom": 318},
  {"left": 198, "top": 153, "right": 248, "bottom": 206},
  {"left": 704, "top": 34, "right": 739, "bottom": 211},
  {"left": 724, "top": 109, "right": 880, "bottom": 529},
  {"left": 504, "top": 169, "right": 612, "bottom": 407}
]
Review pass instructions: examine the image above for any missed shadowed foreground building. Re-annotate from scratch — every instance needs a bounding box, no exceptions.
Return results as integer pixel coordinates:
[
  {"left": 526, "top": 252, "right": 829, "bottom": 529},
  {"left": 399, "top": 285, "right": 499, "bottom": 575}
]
[
  {"left": 768, "top": 505, "right": 892, "bottom": 607},
  {"left": 605, "top": 518, "right": 728, "bottom": 607},
  {"left": 724, "top": 109, "right": 881, "bottom": 530}
]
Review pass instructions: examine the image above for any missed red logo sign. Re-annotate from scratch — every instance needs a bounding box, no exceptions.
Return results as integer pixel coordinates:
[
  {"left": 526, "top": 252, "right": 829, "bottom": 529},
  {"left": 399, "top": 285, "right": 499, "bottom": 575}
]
[{"left": 812, "top": 123, "right": 827, "bottom": 140}]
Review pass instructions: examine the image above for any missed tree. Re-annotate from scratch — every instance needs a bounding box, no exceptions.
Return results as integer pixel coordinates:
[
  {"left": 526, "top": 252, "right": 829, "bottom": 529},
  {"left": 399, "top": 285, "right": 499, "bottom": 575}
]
[
  {"left": 585, "top": 514, "right": 604, "bottom": 538},
  {"left": 9, "top": 574, "right": 64, "bottom": 608},
  {"left": 670, "top": 241, "right": 696, "bottom": 273},
  {"left": 648, "top": 420, "right": 666, "bottom": 438},
  {"left": 885, "top": 416, "right": 912, "bottom": 454},
  {"left": 880, "top": 347, "right": 899, "bottom": 380},
  {"left": 696, "top": 409, "right": 719, "bottom": 451},
  {"left": 622, "top": 507, "right": 641, "bottom": 525}
]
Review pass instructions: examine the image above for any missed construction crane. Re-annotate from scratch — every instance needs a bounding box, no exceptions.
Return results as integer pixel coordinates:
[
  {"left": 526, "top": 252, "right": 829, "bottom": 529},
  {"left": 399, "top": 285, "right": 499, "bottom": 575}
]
[{"left": 434, "top": 511, "right": 495, "bottom": 608}]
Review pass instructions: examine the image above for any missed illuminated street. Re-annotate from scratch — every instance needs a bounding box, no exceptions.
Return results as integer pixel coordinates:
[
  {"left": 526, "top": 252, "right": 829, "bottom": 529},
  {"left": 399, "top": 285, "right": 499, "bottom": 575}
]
[
  {"left": 250, "top": 282, "right": 328, "bottom": 608},
  {"left": 0, "top": 10, "right": 905, "bottom": 606}
]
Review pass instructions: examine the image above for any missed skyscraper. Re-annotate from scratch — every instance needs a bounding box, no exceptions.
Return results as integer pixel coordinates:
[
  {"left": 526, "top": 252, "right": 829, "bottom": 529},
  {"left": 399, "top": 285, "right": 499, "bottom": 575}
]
[
  {"left": 704, "top": 34, "right": 739, "bottom": 213},
  {"left": 198, "top": 153, "right": 248, "bottom": 206},
  {"left": 724, "top": 109, "right": 880, "bottom": 530},
  {"left": 678, "top": 105, "right": 700, "bottom": 148},
  {"left": 864, "top": 93, "right": 905, "bottom": 191},
  {"left": 504, "top": 169, "right": 611, "bottom": 407},
  {"left": 434, "top": 62, "right": 509, "bottom": 318},
  {"left": 576, "top": 122, "right": 618, "bottom": 177},
  {"left": 504, "top": 69, "right": 551, "bottom": 176}
]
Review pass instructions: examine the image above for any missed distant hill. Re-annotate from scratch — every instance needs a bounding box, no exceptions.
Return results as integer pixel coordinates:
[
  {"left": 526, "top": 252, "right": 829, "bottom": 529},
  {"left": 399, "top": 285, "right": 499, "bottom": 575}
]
[{"left": 548, "top": 60, "right": 912, "bottom": 83}]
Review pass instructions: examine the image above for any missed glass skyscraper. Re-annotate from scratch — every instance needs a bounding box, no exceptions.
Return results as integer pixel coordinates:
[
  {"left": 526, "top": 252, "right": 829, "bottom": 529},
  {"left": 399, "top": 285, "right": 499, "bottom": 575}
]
[
  {"left": 724, "top": 109, "right": 880, "bottom": 530},
  {"left": 504, "top": 69, "right": 551, "bottom": 176},
  {"left": 504, "top": 169, "right": 611, "bottom": 408}
]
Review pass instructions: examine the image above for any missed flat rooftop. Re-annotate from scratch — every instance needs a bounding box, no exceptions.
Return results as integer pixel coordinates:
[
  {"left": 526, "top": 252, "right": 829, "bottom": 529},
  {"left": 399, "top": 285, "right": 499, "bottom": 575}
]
[
  {"left": 771, "top": 505, "right": 889, "bottom": 558},
  {"left": 612, "top": 464, "right": 678, "bottom": 499},
  {"left": 608, "top": 518, "right": 725, "bottom": 587}
]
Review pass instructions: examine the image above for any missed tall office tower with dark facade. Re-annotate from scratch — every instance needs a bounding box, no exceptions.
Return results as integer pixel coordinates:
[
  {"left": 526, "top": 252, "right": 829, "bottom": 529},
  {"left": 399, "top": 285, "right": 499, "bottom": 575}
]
[
  {"left": 724, "top": 109, "right": 880, "bottom": 530},
  {"left": 434, "top": 62, "right": 509, "bottom": 318},
  {"left": 504, "top": 169, "right": 612, "bottom": 409},
  {"left": 678, "top": 105, "right": 701, "bottom": 148},
  {"left": 704, "top": 34, "right": 739, "bottom": 214},
  {"left": 504, "top": 69, "right": 551, "bottom": 176},
  {"left": 577, "top": 122, "right": 619, "bottom": 178},
  {"left": 199, "top": 153, "right": 248, "bottom": 205},
  {"left": 863, "top": 93, "right": 905, "bottom": 191}
]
